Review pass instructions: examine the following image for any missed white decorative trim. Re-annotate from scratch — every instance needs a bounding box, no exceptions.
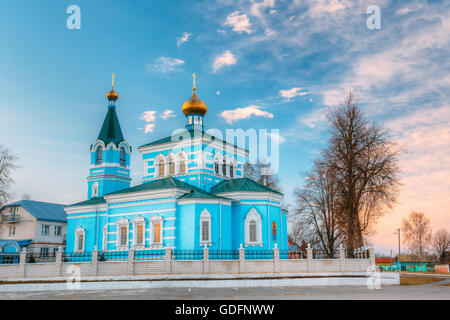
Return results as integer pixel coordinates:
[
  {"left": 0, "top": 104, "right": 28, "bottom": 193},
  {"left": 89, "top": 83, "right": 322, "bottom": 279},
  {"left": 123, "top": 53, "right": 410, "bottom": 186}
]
[
  {"left": 200, "top": 209, "right": 212, "bottom": 246},
  {"left": 116, "top": 217, "right": 129, "bottom": 250},
  {"left": 149, "top": 214, "right": 163, "bottom": 247},
  {"left": 132, "top": 216, "right": 146, "bottom": 249},
  {"left": 74, "top": 227, "right": 86, "bottom": 253},
  {"left": 244, "top": 208, "right": 263, "bottom": 247}
]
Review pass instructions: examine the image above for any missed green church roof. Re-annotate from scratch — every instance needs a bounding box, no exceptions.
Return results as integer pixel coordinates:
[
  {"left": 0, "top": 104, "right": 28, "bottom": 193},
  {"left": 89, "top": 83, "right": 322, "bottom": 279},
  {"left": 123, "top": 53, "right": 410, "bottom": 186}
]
[
  {"left": 210, "top": 178, "right": 282, "bottom": 195},
  {"left": 138, "top": 129, "right": 247, "bottom": 152},
  {"left": 97, "top": 106, "right": 124, "bottom": 146},
  {"left": 68, "top": 197, "right": 106, "bottom": 207},
  {"left": 178, "top": 189, "right": 231, "bottom": 200}
]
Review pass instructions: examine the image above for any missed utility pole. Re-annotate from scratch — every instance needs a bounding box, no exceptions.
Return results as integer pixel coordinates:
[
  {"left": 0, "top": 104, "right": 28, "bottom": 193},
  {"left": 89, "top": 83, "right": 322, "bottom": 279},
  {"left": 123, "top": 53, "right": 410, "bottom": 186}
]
[{"left": 394, "top": 228, "right": 401, "bottom": 273}]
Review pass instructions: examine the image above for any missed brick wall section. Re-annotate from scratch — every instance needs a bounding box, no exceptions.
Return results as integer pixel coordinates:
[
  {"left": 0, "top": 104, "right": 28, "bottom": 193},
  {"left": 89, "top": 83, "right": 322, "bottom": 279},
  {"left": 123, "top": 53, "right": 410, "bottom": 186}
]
[{"left": 0, "top": 247, "right": 375, "bottom": 279}]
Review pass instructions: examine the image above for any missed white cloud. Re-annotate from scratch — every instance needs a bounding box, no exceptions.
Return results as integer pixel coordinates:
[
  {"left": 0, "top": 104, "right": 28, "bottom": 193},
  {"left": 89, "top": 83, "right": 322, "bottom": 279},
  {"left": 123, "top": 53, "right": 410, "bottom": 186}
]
[
  {"left": 160, "top": 109, "right": 176, "bottom": 120},
  {"left": 145, "top": 57, "right": 185, "bottom": 73},
  {"left": 216, "top": 91, "right": 221, "bottom": 95},
  {"left": 212, "top": 50, "right": 237, "bottom": 72},
  {"left": 221, "top": 105, "right": 274, "bottom": 124},
  {"left": 279, "top": 87, "right": 308, "bottom": 100},
  {"left": 224, "top": 11, "right": 252, "bottom": 34},
  {"left": 176, "top": 32, "right": 191, "bottom": 46},
  {"left": 264, "top": 28, "right": 276, "bottom": 37},
  {"left": 250, "top": 0, "right": 276, "bottom": 17},
  {"left": 307, "top": 0, "right": 353, "bottom": 18},
  {"left": 140, "top": 111, "right": 157, "bottom": 133}
]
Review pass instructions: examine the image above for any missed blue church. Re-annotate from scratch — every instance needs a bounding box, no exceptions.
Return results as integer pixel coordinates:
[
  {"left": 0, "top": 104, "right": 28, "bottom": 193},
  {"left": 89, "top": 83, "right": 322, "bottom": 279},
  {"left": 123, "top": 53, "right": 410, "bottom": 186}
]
[{"left": 65, "top": 78, "right": 287, "bottom": 253}]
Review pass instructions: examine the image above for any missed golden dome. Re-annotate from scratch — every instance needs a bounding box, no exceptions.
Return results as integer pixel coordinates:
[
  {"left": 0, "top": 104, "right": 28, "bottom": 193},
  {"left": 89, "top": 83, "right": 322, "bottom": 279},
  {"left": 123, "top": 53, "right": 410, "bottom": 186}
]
[
  {"left": 107, "top": 88, "right": 119, "bottom": 101},
  {"left": 182, "top": 88, "right": 208, "bottom": 116}
]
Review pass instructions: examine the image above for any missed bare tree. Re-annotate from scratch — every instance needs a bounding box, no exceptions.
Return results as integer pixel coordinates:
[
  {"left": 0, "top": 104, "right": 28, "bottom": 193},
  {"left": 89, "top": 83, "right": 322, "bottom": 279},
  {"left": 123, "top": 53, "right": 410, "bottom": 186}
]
[
  {"left": 323, "top": 92, "right": 401, "bottom": 251},
  {"left": 292, "top": 161, "right": 343, "bottom": 256},
  {"left": 432, "top": 228, "right": 450, "bottom": 264},
  {"left": 244, "top": 161, "right": 281, "bottom": 192},
  {"left": 402, "top": 211, "right": 432, "bottom": 264},
  {"left": 0, "top": 144, "right": 18, "bottom": 207}
]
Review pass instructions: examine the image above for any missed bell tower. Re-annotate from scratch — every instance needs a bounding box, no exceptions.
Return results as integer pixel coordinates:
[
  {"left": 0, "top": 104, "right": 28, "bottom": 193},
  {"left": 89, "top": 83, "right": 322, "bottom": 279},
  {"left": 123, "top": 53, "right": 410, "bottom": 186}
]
[{"left": 87, "top": 75, "right": 132, "bottom": 199}]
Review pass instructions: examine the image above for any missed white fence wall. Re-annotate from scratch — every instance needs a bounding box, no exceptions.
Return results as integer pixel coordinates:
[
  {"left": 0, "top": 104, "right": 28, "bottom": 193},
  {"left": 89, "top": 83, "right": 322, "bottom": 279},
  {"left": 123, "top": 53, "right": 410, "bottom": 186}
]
[{"left": 0, "top": 248, "right": 374, "bottom": 280}]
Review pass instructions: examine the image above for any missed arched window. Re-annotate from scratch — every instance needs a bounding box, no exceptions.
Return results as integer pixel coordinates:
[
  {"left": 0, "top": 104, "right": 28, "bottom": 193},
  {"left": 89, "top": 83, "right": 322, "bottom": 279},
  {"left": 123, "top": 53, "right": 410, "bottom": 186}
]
[
  {"left": 158, "top": 159, "right": 165, "bottom": 177},
  {"left": 132, "top": 216, "right": 145, "bottom": 248},
  {"left": 150, "top": 215, "right": 163, "bottom": 247},
  {"left": 120, "top": 147, "right": 126, "bottom": 167},
  {"left": 244, "top": 208, "right": 262, "bottom": 246},
  {"left": 92, "top": 182, "right": 99, "bottom": 197},
  {"left": 222, "top": 159, "right": 227, "bottom": 176},
  {"left": 214, "top": 161, "right": 219, "bottom": 175},
  {"left": 96, "top": 146, "right": 103, "bottom": 165},
  {"left": 200, "top": 209, "right": 212, "bottom": 245},
  {"left": 169, "top": 159, "right": 175, "bottom": 176},
  {"left": 75, "top": 227, "right": 86, "bottom": 252},
  {"left": 116, "top": 217, "right": 129, "bottom": 249},
  {"left": 179, "top": 159, "right": 186, "bottom": 174}
]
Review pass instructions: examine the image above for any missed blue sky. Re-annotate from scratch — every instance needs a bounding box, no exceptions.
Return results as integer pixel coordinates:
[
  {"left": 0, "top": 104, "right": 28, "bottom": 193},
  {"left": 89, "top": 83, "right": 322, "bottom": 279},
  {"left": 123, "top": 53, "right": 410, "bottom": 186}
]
[{"left": 1, "top": 0, "right": 449, "bottom": 254}]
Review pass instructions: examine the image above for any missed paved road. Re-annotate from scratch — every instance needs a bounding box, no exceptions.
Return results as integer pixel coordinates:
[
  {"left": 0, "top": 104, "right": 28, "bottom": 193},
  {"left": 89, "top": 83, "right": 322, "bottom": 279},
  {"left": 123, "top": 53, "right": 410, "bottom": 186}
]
[{"left": 0, "top": 282, "right": 448, "bottom": 300}]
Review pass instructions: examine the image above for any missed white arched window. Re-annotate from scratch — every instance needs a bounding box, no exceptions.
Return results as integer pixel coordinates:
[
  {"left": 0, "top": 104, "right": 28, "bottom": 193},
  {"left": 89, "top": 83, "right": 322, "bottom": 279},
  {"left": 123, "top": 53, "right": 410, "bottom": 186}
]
[
  {"left": 200, "top": 209, "right": 212, "bottom": 245},
  {"left": 244, "top": 208, "right": 262, "bottom": 246},
  {"left": 96, "top": 146, "right": 103, "bottom": 165},
  {"left": 168, "top": 157, "right": 175, "bottom": 176},
  {"left": 178, "top": 152, "right": 188, "bottom": 175},
  {"left": 149, "top": 215, "right": 163, "bottom": 248},
  {"left": 92, "top": 182, "right": 99, "bottom": 197},
  {"left": 120, "top": 147, "right": 126, "bottom": 167},
  {"left": 116, "top": 217, "right": 129, "bottom": 250},
  {"left": 132, "top": 216, "right": 145, "bottom": 249},
  {"left": 75, "top": 227, "right": 86, "bottom": 252},
  {"left": 158, "top": 159, "right": 165, "bottom": 177}
]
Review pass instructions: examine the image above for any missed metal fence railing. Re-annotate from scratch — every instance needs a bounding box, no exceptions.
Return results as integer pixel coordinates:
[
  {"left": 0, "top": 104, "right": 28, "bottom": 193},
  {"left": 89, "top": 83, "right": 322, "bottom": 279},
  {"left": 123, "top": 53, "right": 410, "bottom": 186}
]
[
  {"left": 279, "top": 250, "right": 307, "bottom": 260},
  {"left": 135, "top": 249, "right": 165, "bottom": 261},
  {"left": 0, "top": 254, "right": 20, "bottom": 264},
  {"left": 63, "top": 252, "right": 92, "bottom": 263},
  {"left": 171, "top": 249, "right": 203, "bottom": 260},
  {"left": 209, "top": 250, "right": 239, "bottom": 260},
  {"left": 98, "top": 251, "right": 128, "bottom": 261},
  {"left": 313, "top": 250, "right": 339, "bottom": 259},
  {"left": 26, "top": 252, "right": 57, "bottom": 263},
  {"left": 245, "top": 250, "right": 274, "bottom": 260}
]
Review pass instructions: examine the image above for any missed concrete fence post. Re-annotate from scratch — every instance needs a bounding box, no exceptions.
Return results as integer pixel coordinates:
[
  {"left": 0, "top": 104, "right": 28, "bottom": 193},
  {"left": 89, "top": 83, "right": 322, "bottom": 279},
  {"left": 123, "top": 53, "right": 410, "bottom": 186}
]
[
  {"left": 239, "top": 244, "right": 245, "bottom": 274},
  {"left": 19, "top": 247, "right": 27, "bottom": 278},
  {"left": 306, "top": 244, "right": 313, "bottom": 273},
  {"left": 92, "top": 246, "right": 99, "bottom": 276},
  {"left": 165, "top": 248, "right": 172, "bottom": 274},
  {"left": 203, "top": 246, "right": 209, "bottom": 274},
  {"left": 55, "top": 246, "right": 64, "bottom": 277},
  {"left": 339, "top": 244, "right": 345, "bottom": 272},
  {"left": 273, "top": 244, "right": 280, "bottom": 273},
  {"left": 368, "top": 248, "right": 375, "bottom": 267},
  {"left": 127, "top": 248, "right": 135, "bottom": 275}
]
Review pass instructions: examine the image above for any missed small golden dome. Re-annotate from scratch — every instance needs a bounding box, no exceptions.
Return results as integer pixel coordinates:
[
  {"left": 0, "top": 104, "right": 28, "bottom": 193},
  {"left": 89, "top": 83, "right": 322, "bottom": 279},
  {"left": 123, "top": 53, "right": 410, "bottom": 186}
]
[
  {"left": 107, "top": 88, "right": 119, "bottom": 101},
  {"left": 182, "top": 89, "right": 208, "bottom": 116}
]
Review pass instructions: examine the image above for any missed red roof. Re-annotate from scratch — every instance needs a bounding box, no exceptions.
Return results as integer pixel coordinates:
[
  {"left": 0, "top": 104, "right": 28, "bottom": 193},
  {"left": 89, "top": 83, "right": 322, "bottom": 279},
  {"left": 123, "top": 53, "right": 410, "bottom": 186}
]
[{"left": 376, "top": 257, "right": 396, "bottom": 263}]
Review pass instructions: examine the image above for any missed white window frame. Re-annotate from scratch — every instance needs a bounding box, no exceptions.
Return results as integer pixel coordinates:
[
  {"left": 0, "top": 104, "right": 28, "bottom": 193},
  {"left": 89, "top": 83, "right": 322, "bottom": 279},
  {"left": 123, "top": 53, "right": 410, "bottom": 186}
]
[
  {"left": 149, "top": 215, "right": 163, "bottom": 248},
  {"left": 92, "top": 182, "right": 99, "bottom": 197},
  {"left": 41, "top": 224, "right": 50, "bottom": 236},
  {"left": 178, "top": 151, "right": 188, "bottom": 175},
  {"left": 132, "top": 216, "right": 146, "bottom": 249},
  {"left": 8, "top": 226, "right": 15, "bottom": 237},
  {"left": 54, "top": 225, "right": 62, "bottom": 236},
  {"left": 244, "top": 208, "right": 263, "bottom": 247},
  {"left": 155, "top": 155, "right": 166, "bottom": 178},
  {"left": 168, "top": 154, "right": 176, "bottom": 176},
  {"left": 116, "top": 217, "right": 129, "bottom": 250},
  {"left": 199, "top": 209, "right": 212, "bottom": 246},
  {"left": 74, "top": 226, "right": 86, "bottom": 252}
]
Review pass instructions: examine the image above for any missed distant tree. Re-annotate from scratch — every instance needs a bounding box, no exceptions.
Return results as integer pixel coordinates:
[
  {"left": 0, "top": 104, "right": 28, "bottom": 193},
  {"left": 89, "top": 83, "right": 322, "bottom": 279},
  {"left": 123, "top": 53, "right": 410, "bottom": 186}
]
[
  {"left": 323, "top": 92, "right": 401, "bottom": 251},
  {"left": 0, "top": 144, "right": 18, "bottom": 207},
  {"left": 431, "top": 229, "right": 450, "bottom": 264},
  {"left": 402, "top": 211, "right": 432, "bottom": 264},
  {"left": 21, "top": 194, "right": 32, "bottom": 200},
  {"left": 244, "top": 161, "right": 281, "bottom": 192},
  {"left": 292, "top": 160, "right": 343, "bottom": 257}
]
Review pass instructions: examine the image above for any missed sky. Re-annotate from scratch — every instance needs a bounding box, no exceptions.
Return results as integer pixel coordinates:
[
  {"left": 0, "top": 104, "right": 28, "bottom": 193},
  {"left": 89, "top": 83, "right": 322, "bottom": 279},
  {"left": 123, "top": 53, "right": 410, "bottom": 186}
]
[{"left": 0, "top": 0, "right": 448, "bottom": 255}]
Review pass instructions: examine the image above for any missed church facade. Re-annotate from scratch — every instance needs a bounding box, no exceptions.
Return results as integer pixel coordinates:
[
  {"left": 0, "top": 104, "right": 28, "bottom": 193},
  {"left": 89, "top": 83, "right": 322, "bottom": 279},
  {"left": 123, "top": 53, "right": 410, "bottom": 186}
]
[{"left": 65, "top": 79, "right": 288, "bottom": 253}]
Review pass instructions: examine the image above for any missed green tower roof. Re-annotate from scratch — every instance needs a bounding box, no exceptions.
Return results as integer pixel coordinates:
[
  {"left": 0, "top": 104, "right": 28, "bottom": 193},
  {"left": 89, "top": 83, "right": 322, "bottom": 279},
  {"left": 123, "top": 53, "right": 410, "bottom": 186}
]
[{"left": 97, "top": 106, "right": 125, "bottom": 146}]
